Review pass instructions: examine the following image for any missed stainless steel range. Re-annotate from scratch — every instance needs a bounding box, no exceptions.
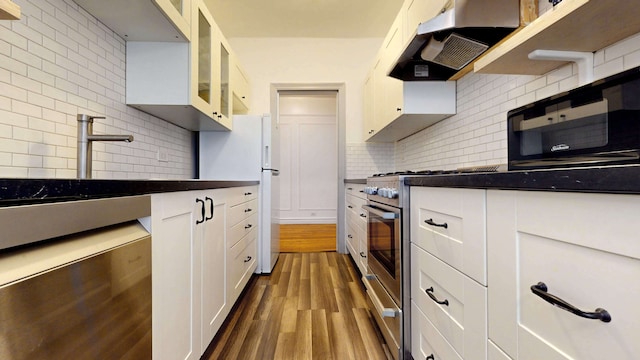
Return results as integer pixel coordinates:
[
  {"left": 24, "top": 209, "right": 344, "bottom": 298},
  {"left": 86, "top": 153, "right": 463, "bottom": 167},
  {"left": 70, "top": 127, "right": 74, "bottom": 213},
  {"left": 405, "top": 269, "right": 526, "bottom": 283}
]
[{"left": 361, "top": 172, "right": 414, "bottom": 360}]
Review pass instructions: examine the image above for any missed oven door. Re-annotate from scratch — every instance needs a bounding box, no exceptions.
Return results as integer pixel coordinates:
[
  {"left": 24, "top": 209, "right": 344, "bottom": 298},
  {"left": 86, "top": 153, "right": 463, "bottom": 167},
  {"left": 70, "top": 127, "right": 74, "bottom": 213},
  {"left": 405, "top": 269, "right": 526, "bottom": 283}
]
[{"left": 363, "top": 201, "right": 401, "bottom": 305}]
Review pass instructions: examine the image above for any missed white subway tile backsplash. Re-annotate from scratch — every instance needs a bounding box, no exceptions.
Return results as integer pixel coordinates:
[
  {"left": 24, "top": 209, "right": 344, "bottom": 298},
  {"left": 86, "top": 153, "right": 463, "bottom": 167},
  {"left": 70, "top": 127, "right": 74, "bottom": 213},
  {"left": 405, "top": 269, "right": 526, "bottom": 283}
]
[{"left": 0, "top": 0, "right": 194, "bottom": 179}]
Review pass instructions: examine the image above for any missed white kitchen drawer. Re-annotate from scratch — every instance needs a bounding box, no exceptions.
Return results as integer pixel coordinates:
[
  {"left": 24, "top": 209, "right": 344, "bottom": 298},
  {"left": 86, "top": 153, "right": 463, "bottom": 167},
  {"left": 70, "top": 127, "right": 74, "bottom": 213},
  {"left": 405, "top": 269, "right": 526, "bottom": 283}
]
[
  {"left": 411, "top": 243, "right": 487, "bottom": 360},
  {"left": 228, "top": 199, "right": 257, "bottom": 228},
  {"left": 411, "top": 187, "right": 486, "bottom": 285},
  {"left": 357, "top": 230, "right": 367, "bottom": 275},
  {"left": 226, "top": 186, "right": 258, "bottom": 207},
  {"left": 345, "top": 183, "right": 367, "bottom": 200},
  {"left": 487, "top": 190, "right": 640, "bottom": 360},
  {"left": 227, "top": 213, "right": 258, "bottom": 247},
  {"left": 412, "top": 301, "right": 462, "bottom": 360},
  {"left": 228, "top": 227, "right": 257, "bottom": 302}
]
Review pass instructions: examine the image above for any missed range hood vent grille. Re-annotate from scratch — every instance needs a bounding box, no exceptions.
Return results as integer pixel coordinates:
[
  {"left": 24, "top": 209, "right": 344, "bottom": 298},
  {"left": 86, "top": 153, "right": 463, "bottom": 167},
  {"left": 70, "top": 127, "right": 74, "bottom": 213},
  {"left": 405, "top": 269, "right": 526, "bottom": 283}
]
[{"left": 421, "top": 33, "right": 489, "bottom": 70}]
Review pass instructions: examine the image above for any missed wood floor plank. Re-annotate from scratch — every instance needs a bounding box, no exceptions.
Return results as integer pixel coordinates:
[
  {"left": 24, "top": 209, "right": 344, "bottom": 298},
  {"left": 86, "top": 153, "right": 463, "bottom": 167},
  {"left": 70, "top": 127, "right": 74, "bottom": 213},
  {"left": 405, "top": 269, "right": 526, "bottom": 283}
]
[
  {"left": 311, "top": 309, "right": 332, "bottom": 360},
  {"left": 353, "top": 307, "right": 389, "bottom": 360},
  {"left": 204, "top": 252, "right": 390, "bottom": 360},
  {"left": 295, "top": 309, "right": 313, "bottom": 359}
]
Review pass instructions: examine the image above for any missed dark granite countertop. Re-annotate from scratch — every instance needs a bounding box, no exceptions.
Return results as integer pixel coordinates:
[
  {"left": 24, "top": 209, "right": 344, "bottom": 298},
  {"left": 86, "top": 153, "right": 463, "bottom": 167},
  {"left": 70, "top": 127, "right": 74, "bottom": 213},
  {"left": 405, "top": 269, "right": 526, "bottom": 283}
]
[
  {"left": 0, "top": 179, "right": 259, "bottom": 207},
  {"left": 404, "top": 165, "right": 640, "bottom": 194},
  {"left": 344, "top": 179, "right": 367, "bottom": 184}
]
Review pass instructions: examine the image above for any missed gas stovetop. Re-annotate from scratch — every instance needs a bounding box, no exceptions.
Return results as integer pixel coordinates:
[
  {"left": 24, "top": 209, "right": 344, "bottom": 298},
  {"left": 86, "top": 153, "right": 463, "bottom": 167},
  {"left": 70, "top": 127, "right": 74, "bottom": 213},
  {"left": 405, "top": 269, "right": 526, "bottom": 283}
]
[{"left": 371, "top": 165, "right": 502, "bottom": 178}]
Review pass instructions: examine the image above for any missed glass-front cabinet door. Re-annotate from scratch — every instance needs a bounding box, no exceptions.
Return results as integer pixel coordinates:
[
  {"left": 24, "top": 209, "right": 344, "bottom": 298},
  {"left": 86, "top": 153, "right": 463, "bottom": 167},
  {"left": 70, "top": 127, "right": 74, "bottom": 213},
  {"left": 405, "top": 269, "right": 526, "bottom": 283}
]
[
  {"left": 154, "top": 0, "right": 191, "bottom": 40},
  {"left": 191, "top": 1, "right": 215, "bottom": 117},
  {"left": 219, "top": 43, "right": 230, "bottom": 122}
]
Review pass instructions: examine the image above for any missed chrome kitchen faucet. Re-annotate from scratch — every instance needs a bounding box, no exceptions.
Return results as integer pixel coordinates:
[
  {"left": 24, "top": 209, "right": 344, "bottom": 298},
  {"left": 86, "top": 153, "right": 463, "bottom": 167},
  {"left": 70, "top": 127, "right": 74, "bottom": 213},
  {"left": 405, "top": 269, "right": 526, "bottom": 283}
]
[{"left": 77, "top": 114, "right": 133, "bottom": 179}]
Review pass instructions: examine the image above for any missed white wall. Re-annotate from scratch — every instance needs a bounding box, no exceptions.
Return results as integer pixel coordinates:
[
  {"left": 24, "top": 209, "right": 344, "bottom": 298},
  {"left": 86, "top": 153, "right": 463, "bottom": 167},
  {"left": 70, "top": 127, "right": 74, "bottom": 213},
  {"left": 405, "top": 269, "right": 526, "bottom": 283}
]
[
  {"left": 0, "top": 0, "right": 194, "bottom": 179},
  {"left": 228, "top": 37, "right": 397, "bottom": 179}
]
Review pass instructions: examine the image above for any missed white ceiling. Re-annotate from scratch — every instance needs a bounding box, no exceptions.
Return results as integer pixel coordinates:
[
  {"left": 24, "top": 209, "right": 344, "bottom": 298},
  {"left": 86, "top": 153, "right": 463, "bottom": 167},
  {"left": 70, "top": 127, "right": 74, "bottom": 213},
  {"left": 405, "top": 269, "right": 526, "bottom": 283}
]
[{"left": 203, "top": 0, "right": 404, "bottom": 38}]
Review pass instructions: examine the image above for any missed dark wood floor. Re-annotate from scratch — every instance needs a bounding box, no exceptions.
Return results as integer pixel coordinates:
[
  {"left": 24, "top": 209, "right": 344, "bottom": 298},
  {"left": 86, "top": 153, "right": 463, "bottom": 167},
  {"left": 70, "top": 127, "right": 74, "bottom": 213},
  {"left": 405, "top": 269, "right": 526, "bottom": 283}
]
[{"left": 203, "top": 252, "right": 390, "bottom": 360}]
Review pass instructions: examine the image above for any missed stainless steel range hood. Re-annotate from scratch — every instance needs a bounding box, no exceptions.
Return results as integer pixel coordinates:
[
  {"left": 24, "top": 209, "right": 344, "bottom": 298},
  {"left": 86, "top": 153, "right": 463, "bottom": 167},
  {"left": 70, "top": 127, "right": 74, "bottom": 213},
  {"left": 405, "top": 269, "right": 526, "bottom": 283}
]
[{"left": 390, "top": 0, "right": 520, "bottom": 81}]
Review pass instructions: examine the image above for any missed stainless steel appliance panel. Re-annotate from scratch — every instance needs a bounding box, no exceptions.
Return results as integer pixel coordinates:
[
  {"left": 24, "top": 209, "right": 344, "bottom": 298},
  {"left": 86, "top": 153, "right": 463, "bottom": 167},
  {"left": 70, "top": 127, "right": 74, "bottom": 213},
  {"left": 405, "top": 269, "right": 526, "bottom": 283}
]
[{"left": 0, "top": 231, "right": 151, "bottom": 360}]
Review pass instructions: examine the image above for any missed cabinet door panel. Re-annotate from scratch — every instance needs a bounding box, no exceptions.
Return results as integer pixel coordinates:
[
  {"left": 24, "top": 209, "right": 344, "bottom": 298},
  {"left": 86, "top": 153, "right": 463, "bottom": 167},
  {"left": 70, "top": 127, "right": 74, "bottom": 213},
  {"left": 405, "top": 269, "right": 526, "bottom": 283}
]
[
  {"left": 201, "top": 195, "right": 227, "bottom": 353},
  {"left": 152, "top": 193, "right": 198, "bottom": 360},
  {"left": 412, "top": 302, "right": 463, "bottom": 360}
]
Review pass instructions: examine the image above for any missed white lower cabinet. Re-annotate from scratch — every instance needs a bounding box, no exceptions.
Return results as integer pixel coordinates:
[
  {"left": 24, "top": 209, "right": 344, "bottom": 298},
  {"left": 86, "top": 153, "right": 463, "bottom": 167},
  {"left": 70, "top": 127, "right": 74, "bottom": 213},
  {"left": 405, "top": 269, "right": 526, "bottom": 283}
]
[
  {"left": 487, "top": 190, "right": 640, "bottom": 360},
  {"left": 151, "top": 185, "right": 258, "bottom": 360},
  {"left": 345, "top": 182, "right": 368, "bottom": 274},
  {"left": 410, "top": 186, "right": 487, "bottom": 360}
]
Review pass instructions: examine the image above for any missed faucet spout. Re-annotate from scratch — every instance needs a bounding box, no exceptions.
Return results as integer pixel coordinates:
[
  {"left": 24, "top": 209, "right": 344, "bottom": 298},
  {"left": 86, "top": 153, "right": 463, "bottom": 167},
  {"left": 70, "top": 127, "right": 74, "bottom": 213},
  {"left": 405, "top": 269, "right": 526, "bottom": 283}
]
[{"left": 77, "top": 114, "right": 134, "bottom": 179}]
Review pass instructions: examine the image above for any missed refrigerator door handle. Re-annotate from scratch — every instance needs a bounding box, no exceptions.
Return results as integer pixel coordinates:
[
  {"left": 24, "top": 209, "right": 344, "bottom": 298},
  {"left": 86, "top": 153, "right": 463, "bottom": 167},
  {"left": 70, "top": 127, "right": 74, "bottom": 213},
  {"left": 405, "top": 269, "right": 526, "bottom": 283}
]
[{"left": 262, "top": 168, "right": 280, "bottom": 176}]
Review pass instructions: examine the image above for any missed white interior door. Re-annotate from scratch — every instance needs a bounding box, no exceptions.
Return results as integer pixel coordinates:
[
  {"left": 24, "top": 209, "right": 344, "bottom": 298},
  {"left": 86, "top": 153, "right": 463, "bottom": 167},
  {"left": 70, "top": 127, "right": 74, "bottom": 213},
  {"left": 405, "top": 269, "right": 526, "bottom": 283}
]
[{"left": 278, "top": 91, "right": 338, "bottom": 224}]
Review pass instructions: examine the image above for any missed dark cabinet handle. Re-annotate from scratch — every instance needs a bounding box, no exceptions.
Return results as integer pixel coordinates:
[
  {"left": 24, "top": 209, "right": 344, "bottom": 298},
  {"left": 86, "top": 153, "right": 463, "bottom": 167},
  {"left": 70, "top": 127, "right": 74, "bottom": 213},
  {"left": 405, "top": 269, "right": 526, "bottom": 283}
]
[
  {"left": 426, "top": 355, "right": 434, "bottom": 360},
  {"left": 347, "top": 234, "right": 353, "bottom": 239},
  {"left": 530, "top": 282, "right": 611, "bottom": 323},
  {"left": 195, "top": 198, "right": 205, "bottom": 224},
  {"left": 347, "top": 187, "right": 353, "bottom": 190},
  {"left": 244, "top": 208, "right": 252, "bottom": 213},
  {"left": 205, "top": 197, "right": 214, "bottom": 221},
  {"left": 244, "top": 192, "right": 252, "bottom": 196},
  {"left": 425, "top": 218, "right": 448, "bottom": 229},
  {"left": 359, "top": 214, "right": 367, "bottom": 218},
  {"left": 245, "top": 224, "right": 253, "bottom": 229},
  {"left": 348, "top": 205, "right": 353, "bottom": 209},
  {"left": 359, "top": 252, "right": 366, "bottom": 258},
  {"left": 425, "top": 287, "right": 449, "bottom": 306},
  {"left": 242, "top": 96, "right": 246, "bottom": 99},
  {"left": 244, "top": 256, "right": 252, "bottom": 263},
  {"left": 396, "top": 107, "right": 402, "bottom": 112}
]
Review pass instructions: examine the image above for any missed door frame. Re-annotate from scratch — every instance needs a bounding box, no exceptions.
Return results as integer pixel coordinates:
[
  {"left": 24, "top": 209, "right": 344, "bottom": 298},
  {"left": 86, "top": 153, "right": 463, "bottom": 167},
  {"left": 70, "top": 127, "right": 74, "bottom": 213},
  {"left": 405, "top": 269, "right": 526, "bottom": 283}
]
[{"left": 270, "top": 83, "right": 347, "bottom": 254}]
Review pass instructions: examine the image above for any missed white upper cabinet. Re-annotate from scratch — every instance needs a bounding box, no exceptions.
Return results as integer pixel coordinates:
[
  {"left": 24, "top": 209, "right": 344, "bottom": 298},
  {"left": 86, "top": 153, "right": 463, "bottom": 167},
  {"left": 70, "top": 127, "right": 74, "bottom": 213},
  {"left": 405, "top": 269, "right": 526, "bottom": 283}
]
[
  {"left": 0, "top": 0, "right": 20, "bottom": 20},
  {"left": 74, "top": 0, "right": 191, "bottom": 41},
  {"left": 126, "top": 0, "right": 232, "bottom": 131},
  {"left": 363, "top": 0, "right": 456, "bottom": 142}
]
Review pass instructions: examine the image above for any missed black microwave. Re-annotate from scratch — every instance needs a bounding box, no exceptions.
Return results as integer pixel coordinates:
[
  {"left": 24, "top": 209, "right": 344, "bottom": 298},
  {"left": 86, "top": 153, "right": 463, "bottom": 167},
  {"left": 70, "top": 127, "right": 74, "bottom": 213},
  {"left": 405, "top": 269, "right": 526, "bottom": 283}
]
[{"left": 508, "top": 67, "right": 640, "bottom": 170}]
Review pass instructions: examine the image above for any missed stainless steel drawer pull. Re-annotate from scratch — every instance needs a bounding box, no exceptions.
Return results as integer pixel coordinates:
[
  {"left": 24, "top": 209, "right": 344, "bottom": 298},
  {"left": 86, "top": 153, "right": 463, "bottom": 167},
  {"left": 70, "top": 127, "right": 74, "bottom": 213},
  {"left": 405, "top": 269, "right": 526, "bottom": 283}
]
[
  {"left": 531, "top": 282, "right": 611, "bottom": 322},
  {"left": 424, "top": 218, "right": 448, "bottom": 229},
  {"left": 426, "top": 287, "right": 449, "bottom": 306}
]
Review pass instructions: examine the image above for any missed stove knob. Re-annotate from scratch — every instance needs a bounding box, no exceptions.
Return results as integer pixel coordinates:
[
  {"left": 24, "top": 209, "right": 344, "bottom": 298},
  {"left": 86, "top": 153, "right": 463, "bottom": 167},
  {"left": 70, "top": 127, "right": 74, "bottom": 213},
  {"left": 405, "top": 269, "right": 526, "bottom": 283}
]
[
  {"left": 380, "top": 188, "right": 388, "bottom": 197},
  {"left": 389, "top": 188, "right": 399, "bottom": 198}
]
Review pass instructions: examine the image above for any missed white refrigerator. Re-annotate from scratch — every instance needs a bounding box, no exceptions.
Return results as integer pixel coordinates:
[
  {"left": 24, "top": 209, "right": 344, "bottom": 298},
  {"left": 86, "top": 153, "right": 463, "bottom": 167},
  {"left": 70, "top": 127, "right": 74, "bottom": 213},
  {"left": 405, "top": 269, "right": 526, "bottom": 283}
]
[{"left": 199, "top": 114, "right": 280, "bottom": 273}]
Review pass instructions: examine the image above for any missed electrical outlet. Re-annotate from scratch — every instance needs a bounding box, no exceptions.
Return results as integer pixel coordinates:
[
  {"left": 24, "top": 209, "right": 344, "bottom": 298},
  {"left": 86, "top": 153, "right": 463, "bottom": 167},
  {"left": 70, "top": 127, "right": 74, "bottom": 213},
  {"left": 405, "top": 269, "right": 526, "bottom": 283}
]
[{"left": 157, "top": 150, "right": 169, "bottom": 162}]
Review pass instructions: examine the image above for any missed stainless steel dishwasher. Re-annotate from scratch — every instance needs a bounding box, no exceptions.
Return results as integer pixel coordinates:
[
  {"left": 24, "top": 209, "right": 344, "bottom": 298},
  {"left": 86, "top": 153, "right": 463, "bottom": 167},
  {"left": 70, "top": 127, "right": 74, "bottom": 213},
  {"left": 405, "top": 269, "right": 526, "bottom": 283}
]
[{"left": 0, "top": 195, "right": 152, "bottom": 360}]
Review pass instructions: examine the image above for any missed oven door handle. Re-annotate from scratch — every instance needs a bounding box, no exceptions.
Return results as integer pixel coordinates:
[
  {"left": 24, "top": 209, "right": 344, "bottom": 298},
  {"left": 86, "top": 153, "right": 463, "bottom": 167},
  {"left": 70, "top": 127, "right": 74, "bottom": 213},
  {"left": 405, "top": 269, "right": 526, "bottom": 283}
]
[
  {"left": 362, "top": 205, "right": 399, "bottom": 219},
  {"left": 363, "top": 274, "right": 399, "bottom": 318}
]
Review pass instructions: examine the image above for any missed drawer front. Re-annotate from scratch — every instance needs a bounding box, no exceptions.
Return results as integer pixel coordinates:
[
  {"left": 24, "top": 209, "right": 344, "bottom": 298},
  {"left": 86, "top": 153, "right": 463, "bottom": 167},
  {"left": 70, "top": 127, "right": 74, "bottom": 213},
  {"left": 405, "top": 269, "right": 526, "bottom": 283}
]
[
  {"left": 227, "top": 186, "right": 258, "bottom": 207},
  {"left": 347, "top": 194, "right": 368, "bottom": 232},
  {"left": 412, "top": 302, "right": 462, "bottom": 360},
  {"left": 411, "top": 187, "right": 486, "bottom": 285},
  {"left": 411, "top": 243, "right": 487, "bottom": 359},
  {"left": 228, "top": 213, "right": 258, "bottom": 247},
  {"left": 345, "top": 183, "right": 367, "bottom": 200},
  {"left": 228, "top": 199, "right": 258, "bottom": 228},
  {"left": 228, "top": 228, "right": 257, "bottom": 300}
]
